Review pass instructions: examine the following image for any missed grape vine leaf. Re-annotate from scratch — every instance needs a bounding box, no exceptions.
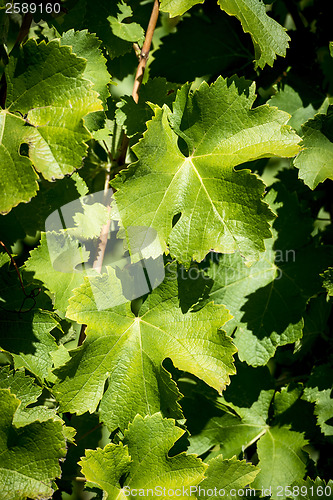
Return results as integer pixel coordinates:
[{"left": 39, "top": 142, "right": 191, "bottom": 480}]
[
  {"left": 0, "top": 38, "right": 102, "bottom": 214},
  {"left": 188, "top": 362, "right": 275, "bottom": 457},
  {"left": 0, "top": 388, "right": 67, "bottom": 500},
  {"left": 60, "top": 29, "right": 111, "bottom": 131},
  {"left": 25, "top": 232, "right": 90, "bottom": 313},
  {"left": 53, "top": 264, "right": 236, "bottom": 430},
  {"left": 217, "top": 0, "right": 290, "bottom": 69},
  {"left": 55, "top": 0, "right": 144, "bottom": 59},
  {"left": 205, "top": 181, "right": 333, "bottom": 366},
  {"left": 159, "top": 0, "right": 204, "bottom": 17},
  {"left": 112, "top": 76, "right": 300, "bottom": 266},
  {"left": 289, "top": 477, "right": 333, "bottom": 500},
  {"left": 197, "top": 456, "right": 258, "bottom": 499},
  {"left": 302, "top": 365, "right": 333, "bottom": 436},
  {"left": 252, "top": 426, "right": 308, "bottom": 500},
  {"left": 268, "top": 84, "right": 316, "bottom": 134},
  {"left": 294, "top": 107, "right": 333, "bottom": 189},
  {"left": 322, "top": 268, "right": 333, "bottom": 295},
  {"left": 80, "top": 413, "right": 206, "bottom": 499},
  {"left": 0, "top": 310, "right": 60, "bottom": 381}
]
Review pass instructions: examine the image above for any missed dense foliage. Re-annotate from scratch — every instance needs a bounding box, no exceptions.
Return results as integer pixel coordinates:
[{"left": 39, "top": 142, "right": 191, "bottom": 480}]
[{"left": 0, "top": 0, "right": 333, "bottom": 499}]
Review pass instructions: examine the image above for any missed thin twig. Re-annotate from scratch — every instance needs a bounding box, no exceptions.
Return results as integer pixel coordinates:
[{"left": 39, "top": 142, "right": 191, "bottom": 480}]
[
  {"left": 132, "top": 0, "right": 159, "bottom": 103},
  {"left": 0, "top": 240, "right": 27, "bottom": 296}
]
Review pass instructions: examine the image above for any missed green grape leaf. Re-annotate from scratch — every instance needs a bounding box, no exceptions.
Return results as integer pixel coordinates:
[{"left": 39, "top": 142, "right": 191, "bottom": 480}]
[
  {"left": 0, "top": 388, "right": 66, "bottom": 500},
  {"left": 268, "top": 85, "right": 316, "bottom": 134},
  {"left": 294, "top": 107, "right": 333, "bottom": 189},
  {"left": 188, "top": 388, "right": 273, "bottom": 458},
  {"left": 289, "top": 477, "right": 333, "bottom": 500},
  {"left": 252, "top": 427, "right": 308, "bottom": 500},
  {"left": 160, "top": 0, "right": 205, "bottom": 17},
  {"left": 217, "top": 0, "right": 290, "bottom": 69},
  {"left": 53, "top": 264, "right": 236, "bottom": 430},
  {"left": 322, "top": 267, "right": 333, "bottom": 295},
  {"left": 25, "top": 232, "right": 90, "bottom": 313},
  {"left": 206, "top": 181, "right": 332, "bottom": 366},
  {"left": 55, "top": 0, "right": 143, "bottom": 59},
  {"left": 0, "top": 310, "right": 59, "bottom": 381},
  {"left": 0, "top": 366, "right": 41, "bottom": 407},
  {"left": 112, "top": 77, "right": 300, "bottom": 266},
  {"left": 80, "top": 413, "right": 206, "bottom": 498},
  {"left": 0, "top": 38, "right": 102, "bottom": 214},
  {"left": 302, "top": 365, "right": 333, "bottom": 436},
  {"left": 188, "top": 362, "right": 275, "bottom": 457},
  {"left": 60, "top": 29, "right": 111, "bottom": 131},
  {"left": 197, "top": 456, "right": 259, "bottom": 499}
]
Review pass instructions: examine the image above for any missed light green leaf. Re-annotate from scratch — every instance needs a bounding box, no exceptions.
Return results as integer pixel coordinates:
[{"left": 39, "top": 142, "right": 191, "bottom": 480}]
[
  {"left": 60, "top": 29, "right": 111, "bottom": 131},
  {"left": 80, "top": 413, "right": 206, "bottom": 499},
  {"left": 188, "top": 388, "right": 273, "bottom": 457},
  {"left": 80, "top": 443, "right": 131, "bottom": 499},
  {"left": 188, "top": 362, "right": 274, "bottom": 457},
  {"left": 25, "top": 232, "right": 90, "bottom": 312},
  {"left": 0, "top": 389, "right": 66, "bottom": 500},
  {"left": 159, "top": 0, "right": 204, "bottom": 17},
  {"left": 0, "top": 366, "right": 41, "bottom": 408},
  {"left": 289, "top": 477, "right": 333, "bottom": 500},
  {"left": 252, "top": 427, "right": 308, "bottom": 500},
  {"left": 54, "top": 264, "right": 236, "bottom": 430},
  {"left": 268, "top": 85, "right": 316, "bottom": 134},
  {"left": 0, "top": 310, "right": 59, "bottom": 381},
  {"left": 294, "top": 107, "right": 333, "bottom": 188},
  {"left": 112, "top": 77, "right": 300, "bottom": 266},
  {"left": 302, "top": 365, "right": 333, "bottom": 436},
  {"left": 0, "top": 38, "right": 102, "bottom": 214},
  {"left": 197, "top": 456, "right": 259, "bottom": 499},
  {"left": 218, "top": 0, "right": 290, "bottom": 69}
]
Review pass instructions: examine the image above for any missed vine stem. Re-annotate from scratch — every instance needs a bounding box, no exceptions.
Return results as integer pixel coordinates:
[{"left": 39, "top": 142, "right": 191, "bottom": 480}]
[
  {"left": 78, "top": 1, "right": 160, "bottom": 347},
  {"left": 132, "top": 0, "right": 160, "bottom": 103},
  {"left": 0, "top": 240, "right": 27, "bottom": 296}
]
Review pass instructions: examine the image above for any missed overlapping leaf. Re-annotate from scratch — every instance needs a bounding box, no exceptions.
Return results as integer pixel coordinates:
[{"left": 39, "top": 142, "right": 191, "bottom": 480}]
[
  {"left": 302, "top": 365, "right": 333, "bottom": 436},
  {"left": 294, "top": 106, "right": 333, "bottom": 188},
  {"left": 218, "top": 0, "right": 290, "bottom": 69},
  {"left": 53, "top": 264, "right": 236, "bottom": 430},
  {"left": 0, "top": 309, "right": 59, "bottom": 381},
  {"left": 205, "top": 181, "right": 333, "bottom": 365},
  {"left": 0, "top": 389, "right": 67, "bottom": 500},
  {"left": 0, "top": 37, "right": 102, "bottom": 213},
  {"left": 197, "top": 456, "right": 258, "bottom": 499},
  {"left": 112, "top": 77, "right": 300, "bottom": 266},
  {"left": 160, "top": 0, "right": 204, "bottom": 17},
  {"left": 289, "top": 478, "right": 333, "bottom": 500},
  {"left": 80, "top": 413, "right": 206, "bottom": 499}
]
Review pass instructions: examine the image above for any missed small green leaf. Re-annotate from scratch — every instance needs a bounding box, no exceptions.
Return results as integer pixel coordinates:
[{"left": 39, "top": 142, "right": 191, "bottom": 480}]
[
  {"left": 294, "top": 107, "right": 333, "bottom": 188},
  {"left": 289, "top": 477, "right": 333, "bottom": 500},
  {"left": 253, "top": 427, "right": 308, "bottom": 500},
  {"left": 160, "top": 0, "right": 205, "bottom": 17},
  {"left": 0, "top": 310, "right": 59, "bottom": 381},
  {"left": 0, "top": 388, "right": 66, "bottom": 500},
  {"left": 80, "top": 413, "right": 206, "bottom": 498},
  {"left": 218, "top": 0, "right": 290, "bottom": 69},
  {"left": 197, "top": 456, "right": 259, "bottom": 499}
]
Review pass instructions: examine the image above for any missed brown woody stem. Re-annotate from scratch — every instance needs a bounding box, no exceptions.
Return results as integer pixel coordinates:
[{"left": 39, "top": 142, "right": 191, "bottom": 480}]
[{"left": 132, "top": 0, "right": 159, "bottom": 103}]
